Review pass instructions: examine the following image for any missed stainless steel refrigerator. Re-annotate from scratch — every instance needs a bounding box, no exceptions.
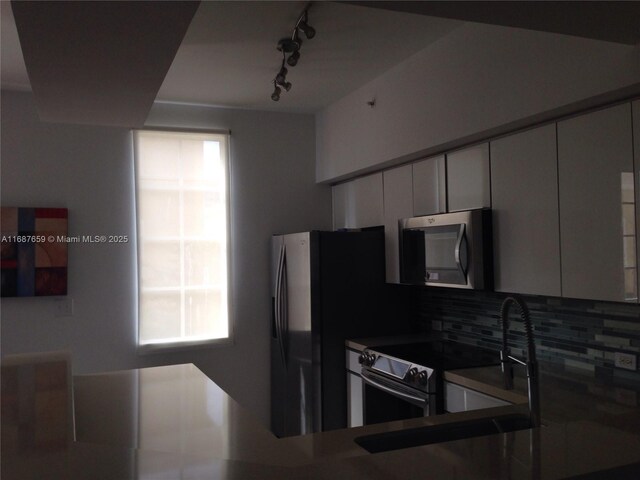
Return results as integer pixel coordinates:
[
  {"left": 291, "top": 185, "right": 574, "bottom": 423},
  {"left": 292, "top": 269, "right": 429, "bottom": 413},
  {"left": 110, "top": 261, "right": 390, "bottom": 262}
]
[{"left": 271, "top": 229, "right": 401, "bottom": 437}]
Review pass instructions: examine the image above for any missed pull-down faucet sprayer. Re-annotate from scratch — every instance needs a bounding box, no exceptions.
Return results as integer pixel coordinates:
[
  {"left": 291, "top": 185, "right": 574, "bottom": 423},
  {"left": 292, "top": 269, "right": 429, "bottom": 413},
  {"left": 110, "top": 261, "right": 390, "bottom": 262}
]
[{"left": 499, "top": 295, "right": 541, "bottom": 428}]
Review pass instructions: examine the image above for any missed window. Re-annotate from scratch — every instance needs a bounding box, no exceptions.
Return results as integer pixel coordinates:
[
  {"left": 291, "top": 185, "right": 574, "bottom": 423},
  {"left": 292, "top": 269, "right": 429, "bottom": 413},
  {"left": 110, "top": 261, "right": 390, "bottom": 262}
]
[{"left": 134, "top": 130, "right": 230, "bottom": 350}]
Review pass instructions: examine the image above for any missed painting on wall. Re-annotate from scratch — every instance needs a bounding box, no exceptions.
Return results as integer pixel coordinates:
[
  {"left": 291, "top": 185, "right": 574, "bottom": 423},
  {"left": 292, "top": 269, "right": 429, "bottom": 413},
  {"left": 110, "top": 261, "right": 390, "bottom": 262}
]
[{"left": 1, "top": 207, "right": 68, "bottom": 297}]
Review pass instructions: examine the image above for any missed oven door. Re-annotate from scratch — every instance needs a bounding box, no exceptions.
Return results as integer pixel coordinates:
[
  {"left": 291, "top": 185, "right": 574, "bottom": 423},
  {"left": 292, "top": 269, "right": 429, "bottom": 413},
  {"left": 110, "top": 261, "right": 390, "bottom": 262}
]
[{"left": 361, "top": 370, "right": 432, "bottom": 426}]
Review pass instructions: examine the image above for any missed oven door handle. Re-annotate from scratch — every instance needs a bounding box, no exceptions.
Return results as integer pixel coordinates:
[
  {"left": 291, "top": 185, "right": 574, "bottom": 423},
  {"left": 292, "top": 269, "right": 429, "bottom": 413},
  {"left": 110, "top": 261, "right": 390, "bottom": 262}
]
[{"left": 361, "top": 374, "right": 427, "bottom": 404}]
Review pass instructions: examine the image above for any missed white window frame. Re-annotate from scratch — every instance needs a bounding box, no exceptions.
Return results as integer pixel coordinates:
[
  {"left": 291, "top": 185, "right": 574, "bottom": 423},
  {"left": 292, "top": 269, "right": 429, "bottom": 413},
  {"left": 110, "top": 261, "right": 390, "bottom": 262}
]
[{"left": 133, "top": 128, "right": 233, "bottom": 354}]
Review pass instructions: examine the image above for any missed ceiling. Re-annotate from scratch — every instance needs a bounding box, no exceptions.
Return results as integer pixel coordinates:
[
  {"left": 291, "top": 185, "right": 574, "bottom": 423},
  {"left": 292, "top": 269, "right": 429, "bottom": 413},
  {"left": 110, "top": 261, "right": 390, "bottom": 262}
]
[
  {"left": 2, "top": 1, "right": 639, "bottom": 126},
  {"left": 8, "top": 1, "right": 199, "bottom": 126},
  {"left": 347, "top": 1, "right": 640, "bottom": 45},
  {"left": 1, "top": 1, "right": 462, "bottom": 121},
  {"left": 155, "top": 1, "right": 461, "bottom": 113}
]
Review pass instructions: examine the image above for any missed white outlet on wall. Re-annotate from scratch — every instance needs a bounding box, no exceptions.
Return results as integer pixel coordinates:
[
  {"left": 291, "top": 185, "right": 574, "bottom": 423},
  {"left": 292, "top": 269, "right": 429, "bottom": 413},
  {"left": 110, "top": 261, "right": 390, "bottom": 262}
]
[
  {"left": 54, "top": 297, "right": 74, "bottom": 317},
  {"left": 614, "top": 352, "right": 637, "bottom": 371}
]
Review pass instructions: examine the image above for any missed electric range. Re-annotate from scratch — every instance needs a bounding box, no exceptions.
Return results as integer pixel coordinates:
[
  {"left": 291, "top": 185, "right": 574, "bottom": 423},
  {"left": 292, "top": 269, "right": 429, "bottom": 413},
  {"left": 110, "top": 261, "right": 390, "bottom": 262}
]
[{"left": 358, "top": 340, "right": 500, "bottom": 422}]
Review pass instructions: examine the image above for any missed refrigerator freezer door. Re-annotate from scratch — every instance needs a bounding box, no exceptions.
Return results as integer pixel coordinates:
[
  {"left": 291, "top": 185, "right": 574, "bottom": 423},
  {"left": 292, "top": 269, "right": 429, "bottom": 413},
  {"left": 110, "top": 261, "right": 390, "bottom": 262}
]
[{"left": 282, "top": 232, "right": 318, "bottom": 436}]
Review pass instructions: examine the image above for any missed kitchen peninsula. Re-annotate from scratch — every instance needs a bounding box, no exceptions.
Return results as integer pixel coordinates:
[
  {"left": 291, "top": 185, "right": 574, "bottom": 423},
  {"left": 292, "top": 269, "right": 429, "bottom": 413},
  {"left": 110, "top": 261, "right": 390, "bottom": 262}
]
[{"left": 4, "top": 363, "right": 640, "bottom": 479}]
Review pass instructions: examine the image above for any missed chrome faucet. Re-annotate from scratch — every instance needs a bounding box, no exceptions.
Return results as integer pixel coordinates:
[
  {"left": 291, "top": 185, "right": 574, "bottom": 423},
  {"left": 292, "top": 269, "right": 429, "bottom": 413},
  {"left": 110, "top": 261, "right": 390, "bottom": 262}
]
[{"left": 499, "top": 295, "right": 541, "bottom": 428}]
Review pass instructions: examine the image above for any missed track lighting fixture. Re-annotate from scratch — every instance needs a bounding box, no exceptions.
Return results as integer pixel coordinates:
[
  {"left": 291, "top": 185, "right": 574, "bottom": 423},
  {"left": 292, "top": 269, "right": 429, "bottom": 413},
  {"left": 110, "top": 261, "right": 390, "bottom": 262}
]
[
  {"left": 274, "top": 57, "right": 292, "bottom": 93},
  {"left": 298, "top": 17, "right": 315, "bottom": 39},
  {"left": 276, "top": 65, "right": 288, "bottom": 85},
  {"left": 271, "top": 83, "right": 281, "bottom": 102},
  {"left": 287, "top": 50, "right": 300, "bottom": 67},
  {"left": 280, "top": 80, "right": 292, "bottom": 92},
  {"left": 277, "top": 38, "right": 300, "bottom": 54},
  {"left": 270, "top": 2, "right": 316, "bottom": 101}
]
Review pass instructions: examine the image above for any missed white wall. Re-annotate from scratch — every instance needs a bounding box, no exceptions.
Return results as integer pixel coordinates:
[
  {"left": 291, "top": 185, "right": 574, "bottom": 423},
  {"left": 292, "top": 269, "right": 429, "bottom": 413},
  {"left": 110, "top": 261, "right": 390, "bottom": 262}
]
[
  {"left": 0, "top": 91, "right": 331, "bottom": 426},
  {"left": 316, "top": 22, "right": 640, "bottom": 182},
  {"left": 1, "top": 92, "right": 140, "bottom": 372}
]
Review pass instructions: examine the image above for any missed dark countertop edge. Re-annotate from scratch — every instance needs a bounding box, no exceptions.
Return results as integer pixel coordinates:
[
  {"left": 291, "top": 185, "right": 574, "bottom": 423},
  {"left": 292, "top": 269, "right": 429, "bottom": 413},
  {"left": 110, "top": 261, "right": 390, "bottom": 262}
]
[{"left": 346, "top": 332, "right": 443, "bottom": 351}]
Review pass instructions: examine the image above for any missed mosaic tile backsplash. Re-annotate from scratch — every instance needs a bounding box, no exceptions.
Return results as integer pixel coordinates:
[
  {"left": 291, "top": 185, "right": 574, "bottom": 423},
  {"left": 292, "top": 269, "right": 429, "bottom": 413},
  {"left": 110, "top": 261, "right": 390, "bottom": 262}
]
[{"left": 418, "top": 288, "right": 640, "bottom": 385}]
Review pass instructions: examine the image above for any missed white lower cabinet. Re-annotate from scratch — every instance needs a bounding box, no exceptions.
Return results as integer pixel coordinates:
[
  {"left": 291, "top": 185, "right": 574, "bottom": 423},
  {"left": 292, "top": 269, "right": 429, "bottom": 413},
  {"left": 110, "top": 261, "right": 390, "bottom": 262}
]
[
  {"left": 444, "top": 381, "right": 510, "bottom": 413},
  {"left": 347, "top": 372, "right": 363, "bottom": 428},
  {"left": 346, "top": 349, "right": 363, "bottom": 427}
]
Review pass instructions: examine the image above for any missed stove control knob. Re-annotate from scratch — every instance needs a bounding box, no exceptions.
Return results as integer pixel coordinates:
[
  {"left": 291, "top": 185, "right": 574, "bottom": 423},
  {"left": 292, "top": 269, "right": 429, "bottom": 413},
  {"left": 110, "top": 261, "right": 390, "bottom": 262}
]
[
  {"left": 367, "top": 354, "right": 377, "bottom": 366},
  {"left": 358, "top": 353, "right": 367, "bottom": 365},
  {"left": 406, "top": 367, "right": 419, "bottom": 382},
  {"left": 417, "top": 370, "right": 429, "bottom": 385}
]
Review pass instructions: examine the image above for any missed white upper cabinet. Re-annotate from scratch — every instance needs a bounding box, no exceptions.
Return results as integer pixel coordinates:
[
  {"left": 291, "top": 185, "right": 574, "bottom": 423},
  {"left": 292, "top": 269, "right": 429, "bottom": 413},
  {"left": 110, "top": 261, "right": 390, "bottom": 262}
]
[
  {"left": 447, "top": 143, "right": 491, "bottom": 212},
  {"left": 383, "top": 165, "right": 413, "bottom": 283},
  {"left": 558, "top": 103, "right": 635, "bottom": 302},
  {"left": 490, "top": 124, "right": 561, "bottom": 297},
  {"left": 332, "top": 173, "right": 384, "bottom": 230},
  {"left": 412, "top": 155, "right": 446, "bottom": 216}
]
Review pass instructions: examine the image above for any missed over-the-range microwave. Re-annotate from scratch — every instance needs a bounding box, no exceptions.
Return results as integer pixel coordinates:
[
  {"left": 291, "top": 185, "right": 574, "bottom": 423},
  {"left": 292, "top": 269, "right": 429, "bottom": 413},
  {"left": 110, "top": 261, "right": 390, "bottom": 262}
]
[{"left": 399, "top": 209, "right": 493, "bottom": 290}]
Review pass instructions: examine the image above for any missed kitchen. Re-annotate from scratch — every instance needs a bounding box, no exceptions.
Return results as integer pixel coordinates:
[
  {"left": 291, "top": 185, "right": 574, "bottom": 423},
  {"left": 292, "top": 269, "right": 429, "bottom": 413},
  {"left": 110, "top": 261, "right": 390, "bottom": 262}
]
[{"left": 2, "top": 1, "right": 640, "bottom": 478}]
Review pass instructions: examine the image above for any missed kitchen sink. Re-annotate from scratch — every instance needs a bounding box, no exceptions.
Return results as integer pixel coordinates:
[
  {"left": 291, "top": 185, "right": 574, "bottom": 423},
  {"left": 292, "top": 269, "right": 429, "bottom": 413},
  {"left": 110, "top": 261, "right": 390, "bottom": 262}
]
[{"left": 354, "top": 414, "right": 534, "bottom": 453}]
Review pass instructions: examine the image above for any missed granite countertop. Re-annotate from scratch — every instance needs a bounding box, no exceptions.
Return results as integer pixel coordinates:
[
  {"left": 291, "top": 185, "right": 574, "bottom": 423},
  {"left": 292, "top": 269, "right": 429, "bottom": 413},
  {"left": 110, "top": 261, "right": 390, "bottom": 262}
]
[{"left": 4, "top": 362, "right": 640, "bottom": 479}]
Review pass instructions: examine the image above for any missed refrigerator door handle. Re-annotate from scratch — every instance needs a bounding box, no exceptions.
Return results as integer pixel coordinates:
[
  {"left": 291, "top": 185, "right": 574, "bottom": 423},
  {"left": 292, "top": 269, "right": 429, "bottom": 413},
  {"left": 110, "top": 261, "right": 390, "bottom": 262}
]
[
  {"left": 276, "top": 242, "right": 287, "bottom": 368},
  {"left": 274, "top": 242, "right": 282, "bottom": 340},
  {"left": 281, "top": 247, "right": 288, "bottom": 364}
]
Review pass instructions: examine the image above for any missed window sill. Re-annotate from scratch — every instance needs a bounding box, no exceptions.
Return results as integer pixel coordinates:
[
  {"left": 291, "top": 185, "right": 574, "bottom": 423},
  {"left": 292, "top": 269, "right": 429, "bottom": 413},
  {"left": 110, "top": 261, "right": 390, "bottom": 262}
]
[{"left": 137, "top": 336, "right": 234, "bottom": 355}]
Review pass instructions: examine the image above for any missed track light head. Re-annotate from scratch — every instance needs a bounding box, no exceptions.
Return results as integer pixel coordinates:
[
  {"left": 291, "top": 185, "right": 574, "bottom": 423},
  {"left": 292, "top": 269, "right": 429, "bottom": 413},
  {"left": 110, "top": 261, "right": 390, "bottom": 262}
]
[
  {"left": 277, "top": 80, "right": 292, "bottom": 92},
  {"left": 298, "top": 20, "right": 315, "bottom": 39},
  {"left": 277, "top": 37, "right": 300, "bottom": 53},
  {"left": 271, "top": 85, "right": 281, "bottom": 102},
  {"left": 276, "top": 66, "right": 288, "bottom": 85},
  {"left": 287, "top": 50, "right": 300, "bottom": 67}
]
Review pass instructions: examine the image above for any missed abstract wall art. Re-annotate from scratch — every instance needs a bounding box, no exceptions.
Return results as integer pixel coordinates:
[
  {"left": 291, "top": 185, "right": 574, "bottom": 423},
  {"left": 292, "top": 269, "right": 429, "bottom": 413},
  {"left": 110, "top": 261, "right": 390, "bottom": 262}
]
[{"left": 1, "top": 207, "right": 68, "bottom": 297}]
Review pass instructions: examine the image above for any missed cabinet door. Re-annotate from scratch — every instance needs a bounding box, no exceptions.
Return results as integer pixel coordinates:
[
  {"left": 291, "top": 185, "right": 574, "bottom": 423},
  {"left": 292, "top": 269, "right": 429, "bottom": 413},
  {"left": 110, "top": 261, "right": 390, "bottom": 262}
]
[
  {"left": 346, "top": 372, "right": 363, "bottom": 428},
  {"left": 383, "top": 165, "right": 413, "bottom": 283},
  {"left": 558, "top": 103, "right": 635, "bottom": 302},
  {"left": 413, "top": 155, "right": 446, "bottom": 216},
  {"left": 345, "top": 349, "right": 363, "bottom": 427},
  {"left": 444, "top": 382, "right": 509, "bottom": 412},
  {"left": 634, "top": 100, "right": 640, "bottom": 300},
  {"left": 447, "top": 143, "right": 490, "bottom": 212},
  {"left": 464, "top": 388, "right": 510, "bottom": 410},
  {"left": 332, "top": 182, "right": 349, "bottom": 230},
  {"left": 490, "top": 124, "right": 561, "bottom": 296},
  {"left": 444, "top": 382, "right": 466, "bottom": 413},
  {"left": 332, "top": 173, "right": 384, "bottom": 230}
]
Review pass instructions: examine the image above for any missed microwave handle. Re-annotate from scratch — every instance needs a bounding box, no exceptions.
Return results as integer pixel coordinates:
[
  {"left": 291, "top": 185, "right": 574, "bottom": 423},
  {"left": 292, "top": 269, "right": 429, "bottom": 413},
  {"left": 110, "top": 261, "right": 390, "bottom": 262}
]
[{"left": 454, "top": 224, "right": 468, "bottom": 277}]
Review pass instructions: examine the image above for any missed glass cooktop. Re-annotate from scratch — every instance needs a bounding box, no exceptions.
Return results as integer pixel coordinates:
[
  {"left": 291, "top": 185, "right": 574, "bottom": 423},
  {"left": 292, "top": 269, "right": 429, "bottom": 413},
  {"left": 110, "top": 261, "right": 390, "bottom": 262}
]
[{"left": 369, "top": 341, "right": 500, "bottom": 371}]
